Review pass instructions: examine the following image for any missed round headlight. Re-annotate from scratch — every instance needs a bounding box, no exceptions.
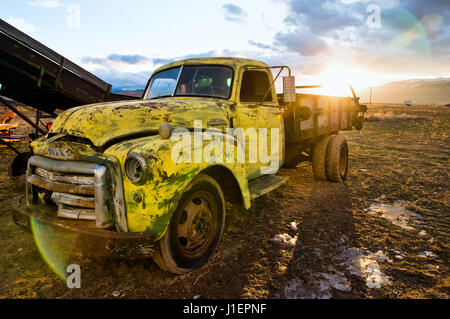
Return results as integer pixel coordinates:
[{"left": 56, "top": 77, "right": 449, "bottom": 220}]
[
  {"left": 124, "top": 153, "right": 148, "bottom": 185},
  {"left": 159, "top": 122, "right": 173, "bottom": 139}
]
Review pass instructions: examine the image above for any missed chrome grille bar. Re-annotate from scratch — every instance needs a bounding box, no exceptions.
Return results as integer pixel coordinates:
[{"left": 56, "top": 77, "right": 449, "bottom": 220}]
[
  {"left": 27, "top": 155, "right": 114, "bottom": 229},
  {"left": 35, "top": 167, "right": 95, "bottom": 186}
]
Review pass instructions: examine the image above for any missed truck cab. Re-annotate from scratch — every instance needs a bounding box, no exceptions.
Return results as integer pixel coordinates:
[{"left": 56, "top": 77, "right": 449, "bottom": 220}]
[{"left": 14, "top": 57, "right": 365, "bottom": 273}]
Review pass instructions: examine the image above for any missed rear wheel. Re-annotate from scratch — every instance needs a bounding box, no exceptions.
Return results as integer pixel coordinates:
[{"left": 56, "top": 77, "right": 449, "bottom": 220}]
[
  {"left": 312, "top": 136, "right": 331, "bottom": 180},
  {"left": 154, "top": 174, "right": 225, "bottom": 274},
  {"left": 326, "top": 135, "right": 348, "bottom": 182}
]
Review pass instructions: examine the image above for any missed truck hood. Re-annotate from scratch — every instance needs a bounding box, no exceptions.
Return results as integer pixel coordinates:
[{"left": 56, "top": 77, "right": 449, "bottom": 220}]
[{"left": 50, "top": 98, "right": 232, "bottom": 147}]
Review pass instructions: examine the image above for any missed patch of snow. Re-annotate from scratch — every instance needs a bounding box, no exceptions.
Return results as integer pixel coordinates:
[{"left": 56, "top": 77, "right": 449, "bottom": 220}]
[
  {"left": 272, "top": 233, "right": 298, "bottom": 248},
  {"left": 373, "top": 250, "right": 391, "bottom": 262},
  {"left": 395, "top": 255, "right": 404, "bottom": 260},
  {"left": 418, "top": 251, "right": 438, "bottom": 258},
  {"left": 374, "top": 194, "right": 386, "bottom": 202},
  {"left": 368, "top": 200, "right": 421, "bottom": 230},
  {"left": 365, "top": 264, "right": 392, "bottom": 289},
  {"left": 338, "top": 247, "right": 392, "bottom": 289},
  {"left": 283, "top": 242, "right": 392, "bottom": 299},
  {"left": 319, "top": 273, "right": 352, "bottom": 292},
  {"left": 418, "top": 230, "right": 427, "bottom": 236},
  {"left": 290, "top": 222, "right": 298, "bottom": 231},
  {"left": 284, "top": 268, "right": 352, "bottom": 299},
  {"left": 284, "top": 278, "right": 332, "bottom": 299}
]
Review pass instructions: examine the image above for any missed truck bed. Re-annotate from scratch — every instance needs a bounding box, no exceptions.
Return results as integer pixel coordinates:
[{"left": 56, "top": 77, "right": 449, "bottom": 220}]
[{"left": 281, "top": 93, "right": 361, "bottom": 144}]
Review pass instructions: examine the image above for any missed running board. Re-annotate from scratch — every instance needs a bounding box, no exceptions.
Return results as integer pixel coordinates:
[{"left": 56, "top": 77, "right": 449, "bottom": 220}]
[{"left": 249, "top": 175, "right": 288, "bottom": 200}]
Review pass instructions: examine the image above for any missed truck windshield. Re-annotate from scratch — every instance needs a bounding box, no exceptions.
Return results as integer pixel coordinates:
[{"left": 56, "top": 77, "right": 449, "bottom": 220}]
[{"left": 146, "top": 66, "right": 233, "bottom": 99}]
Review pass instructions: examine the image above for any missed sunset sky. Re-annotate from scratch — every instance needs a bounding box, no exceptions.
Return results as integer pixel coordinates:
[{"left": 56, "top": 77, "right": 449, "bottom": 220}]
[{"left": 1, "top": 0, "right": 449, "bottom": 95}]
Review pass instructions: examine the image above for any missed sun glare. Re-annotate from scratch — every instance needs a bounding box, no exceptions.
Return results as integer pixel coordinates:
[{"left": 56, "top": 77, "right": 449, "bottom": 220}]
[{"left": 306, "top": 64, "right": 390, "bottom": 97}]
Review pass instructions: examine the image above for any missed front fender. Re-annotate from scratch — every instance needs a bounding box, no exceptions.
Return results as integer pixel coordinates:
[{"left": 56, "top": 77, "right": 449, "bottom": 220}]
[{"left": 104, "top": 134, "right": 250, "bottom": 240}]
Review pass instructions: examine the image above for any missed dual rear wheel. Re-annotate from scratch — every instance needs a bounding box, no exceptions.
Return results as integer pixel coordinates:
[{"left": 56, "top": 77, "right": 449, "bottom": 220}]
[{"left": 312, "top": 135, "right": 348, "bottom": 182}]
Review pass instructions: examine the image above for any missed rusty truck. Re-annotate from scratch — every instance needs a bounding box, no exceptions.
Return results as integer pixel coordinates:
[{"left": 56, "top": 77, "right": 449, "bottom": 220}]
[{"left": 13, "top": 57, "right": 366, "bottom": 274}]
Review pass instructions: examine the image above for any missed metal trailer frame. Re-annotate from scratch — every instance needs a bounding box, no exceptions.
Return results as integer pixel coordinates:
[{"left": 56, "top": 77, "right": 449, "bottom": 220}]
[{"left": 0, "top": 19, "right": 136, "bottom": 165}]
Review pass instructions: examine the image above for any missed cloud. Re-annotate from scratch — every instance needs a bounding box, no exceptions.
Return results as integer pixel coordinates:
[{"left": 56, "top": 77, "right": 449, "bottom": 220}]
[
  {"left": 4, "top": 18, "right": 37, "bottom": 33},
  {"left": 28, "top": 0, "right": 81, "bottom": 29},
  {"left": 82, "top": 51, "right": 220, "bottom": 89},
  {"left": 152, "top": 57, "right": 176, "bottom": 65},
  {"left": 266, "top": 0, "right": 450, "bottom": 80},
  {"left": 152, "top": 50, "right": 216, "bottom": 65},
  {"left": 222, "top": 3, "right": 248, "bottom": 23},
  {"left": 248, "top": 40, "right": 275, "bottom": 50},
  {"left": 81, "top": 55, "right": 152, "bottom": 89},
  {"left": 92, "top": 69, "right": 152, "bottom": 91},
  {"left": 400, "top": 0, "right": 450, "bottom": 18},
  {"left": 82, "top": 54, "right": 149, "bottom": 66},
  {"left": 28, "top": 0, "right": 64, "bottom": 8},
  {"left": 274, "top": 29, "right": 329, "bottom": 56}
]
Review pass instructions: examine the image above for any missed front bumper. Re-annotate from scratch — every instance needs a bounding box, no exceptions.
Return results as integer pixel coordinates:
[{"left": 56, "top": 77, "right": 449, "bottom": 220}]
[{"left": 13, "top": 197, "right": 155, "bottom": 259}]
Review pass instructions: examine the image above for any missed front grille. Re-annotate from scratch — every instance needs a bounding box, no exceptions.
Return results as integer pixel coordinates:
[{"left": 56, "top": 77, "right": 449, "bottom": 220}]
[
  {"left": 26, "top": 156, "right": 113, "bottom": 228},
  {"left": 30, "top": 167, "right": 96, "bottom": 220}
]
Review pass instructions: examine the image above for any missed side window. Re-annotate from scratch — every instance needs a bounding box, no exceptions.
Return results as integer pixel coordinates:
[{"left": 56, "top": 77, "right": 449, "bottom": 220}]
[{"left": 240, "top": 71, "right": 273, "bottom": 102}]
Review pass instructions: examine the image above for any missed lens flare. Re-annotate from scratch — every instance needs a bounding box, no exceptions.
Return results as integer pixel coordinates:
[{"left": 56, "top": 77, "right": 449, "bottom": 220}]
[{"left": 30, "top": 216, "right": 78, "bottom": 280}]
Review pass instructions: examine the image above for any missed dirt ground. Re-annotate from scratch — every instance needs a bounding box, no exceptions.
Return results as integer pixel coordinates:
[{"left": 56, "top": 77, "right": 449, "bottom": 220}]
[{"left": 0, "top": 104, "right": 448, "bottom": 299}]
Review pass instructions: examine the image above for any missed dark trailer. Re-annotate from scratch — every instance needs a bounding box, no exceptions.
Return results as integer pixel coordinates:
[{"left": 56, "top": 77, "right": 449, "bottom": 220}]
[{"left": 0, "top": 19, "right": 135, "bottom": 174}]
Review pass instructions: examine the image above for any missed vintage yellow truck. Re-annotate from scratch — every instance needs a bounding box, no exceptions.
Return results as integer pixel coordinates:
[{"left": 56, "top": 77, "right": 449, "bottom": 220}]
[{"left": 13, "top": 57, "right": 365, "bottom": 273}]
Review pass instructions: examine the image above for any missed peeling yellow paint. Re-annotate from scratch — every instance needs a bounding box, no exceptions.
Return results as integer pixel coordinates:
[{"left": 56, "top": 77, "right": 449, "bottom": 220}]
[{"left": 28, "top": 58, "right": 287, "bottom": 239}]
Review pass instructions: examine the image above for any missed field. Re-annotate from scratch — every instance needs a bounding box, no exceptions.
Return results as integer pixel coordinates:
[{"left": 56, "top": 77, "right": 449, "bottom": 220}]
[{"left": 0, "top": 104, "right": 448, "bottom": 299}]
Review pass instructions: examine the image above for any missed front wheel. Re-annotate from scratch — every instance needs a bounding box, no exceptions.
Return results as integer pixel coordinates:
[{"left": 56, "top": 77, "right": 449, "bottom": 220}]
[{"left": 154, "top": 174, "right": 225, "bottom": 274}]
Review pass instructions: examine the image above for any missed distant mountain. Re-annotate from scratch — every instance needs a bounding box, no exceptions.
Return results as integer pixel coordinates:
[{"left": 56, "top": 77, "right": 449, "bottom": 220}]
[
  {"left": 111, "top": 85, "right": 145, "bottom": 93},
  {"left": 359, "top": 78, "right": 450, "bottom": 105},
  {"left": 111, "top": 86, "right": 145, "bottom": 98}
]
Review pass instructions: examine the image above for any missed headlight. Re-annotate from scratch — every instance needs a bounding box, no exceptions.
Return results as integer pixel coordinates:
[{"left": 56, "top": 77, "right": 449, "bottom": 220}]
[{"left": 124, "top": 152, "right": 148, "bottom": 185}]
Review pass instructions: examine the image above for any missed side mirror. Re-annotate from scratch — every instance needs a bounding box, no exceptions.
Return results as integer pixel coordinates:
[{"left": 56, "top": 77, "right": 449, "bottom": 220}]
[{"left": 283, "top": 76, "right": 296, "bottom": 103}]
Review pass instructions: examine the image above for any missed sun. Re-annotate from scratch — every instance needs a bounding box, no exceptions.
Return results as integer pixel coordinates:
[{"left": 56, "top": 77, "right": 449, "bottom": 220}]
[{"left": 313, "top": 64, "right": 382, "bottom": 97}]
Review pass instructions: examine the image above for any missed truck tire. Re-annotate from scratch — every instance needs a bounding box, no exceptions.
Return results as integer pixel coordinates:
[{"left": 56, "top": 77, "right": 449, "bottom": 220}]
[
  {"left": 154, "top": 173, "right": 225, "bottom": 274},
  {"left": 312, "top": 136, "right": 331, "bottom": 180},
  {"left": 326, "top": 135, "right": 348, "bottom": 182}
]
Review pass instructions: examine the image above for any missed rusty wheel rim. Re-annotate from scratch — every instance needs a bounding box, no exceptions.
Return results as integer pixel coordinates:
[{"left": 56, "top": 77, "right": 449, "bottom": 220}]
[{"left": 175, "top": 191, "right": 218, "bottom": 258}]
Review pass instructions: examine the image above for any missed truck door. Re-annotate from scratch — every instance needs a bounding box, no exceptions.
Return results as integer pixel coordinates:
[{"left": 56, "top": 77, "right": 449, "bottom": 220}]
[{"left": 234, "top": 69, "right": 284, "bottom": 180}]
